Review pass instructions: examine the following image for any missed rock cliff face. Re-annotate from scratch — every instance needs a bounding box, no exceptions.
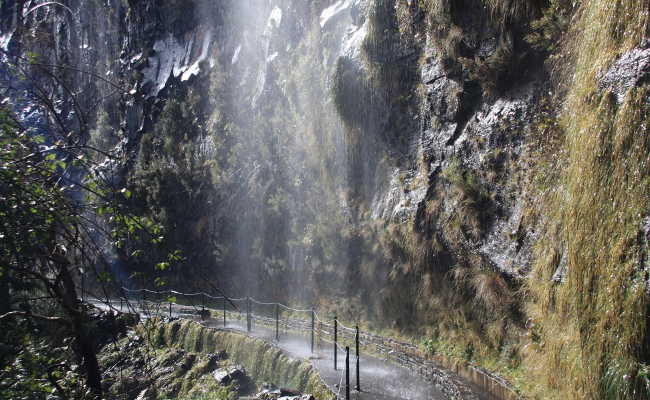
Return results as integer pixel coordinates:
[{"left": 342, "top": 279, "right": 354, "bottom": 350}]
[{"left": 2, "top": 0, "right": 650, "bottom": 398}]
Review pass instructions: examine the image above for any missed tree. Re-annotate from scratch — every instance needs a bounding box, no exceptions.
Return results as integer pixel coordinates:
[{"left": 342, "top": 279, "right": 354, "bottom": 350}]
[
  {"left": 0, "top": 101, "right": 163, "bottom": 397},
  {"left": 0, "top": 46, "right": 161, "bottom": 400}
]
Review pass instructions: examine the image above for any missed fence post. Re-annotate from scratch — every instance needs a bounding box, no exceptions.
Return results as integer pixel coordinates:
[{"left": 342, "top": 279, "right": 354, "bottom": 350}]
[
  {"left": 310, "top": 310, "right": 315, "bottom": 354},
  {"left": 246, "top": 297, "right": 251, "bottom": 332},
  {"left": 275, "top": 303, "right": 279, "bottom": 341},
  {"left": 334, "top": 315, "right": 338, "bottom": 370},
  {"left": 318, "top": 321, "right": 322, "bottom": 349},
  {"left": 345, "top": 346, "right": 350, "bottom": 400},
  {"left": 355, "top": 326, "right": 360, "bottom": 392},
  {"left": 157, "top": 291, "right": 162, "bottom": 317},
  {"left": 169, "top": 291, "right": 172, "bottom": 318},
  {"left": 223, "top": 298, "right": 227, "bottom": 327}
]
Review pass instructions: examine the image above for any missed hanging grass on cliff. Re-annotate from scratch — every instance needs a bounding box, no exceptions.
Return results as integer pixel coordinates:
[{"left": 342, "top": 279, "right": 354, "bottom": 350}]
[{"left": 526, "top": 1, "right": 650, "bottom": 398}]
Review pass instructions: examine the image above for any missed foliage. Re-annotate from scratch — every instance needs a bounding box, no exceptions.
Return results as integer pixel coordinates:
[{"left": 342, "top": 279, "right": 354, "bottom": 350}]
[
  {"left": 0, "top": 94, "right": 170, "bottom": 395},
  {"left": 526, "top": 1, "right": 650, "bottom": 398},
  {"left": 525, "top": 0, "right": 579, "bottom": 55},
  {"left": 0, "top": 332, "right": 88, "bottom": 400},
  {"left": 441, "top": 158, "right": 494, "bottom": 240},
  {"left": 0, "top": 28, "right": 175, "bottom": 393},
  {"left": 128, "top": 89, "right": 220, "bottom": 290},
  {"left": 88, "top": 109, "right": 120, "bottom": 159},
  {"left": 331, "top": 57, "right": 371, "bottom": 129},
  {"left": 482, "top": 0, "right": 543, "bottom": 25}
]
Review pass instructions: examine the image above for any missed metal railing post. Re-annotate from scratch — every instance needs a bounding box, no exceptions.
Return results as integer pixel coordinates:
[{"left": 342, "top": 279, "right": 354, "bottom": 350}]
[
  {"left": 334, "top": 315, "right": 338, "bottom": 370},
  {"left": 318, "top": 321, "right": 322, "bottom": 349},
  {"left": 157, "top": 291, "right": 162, "bottom": 317},
  {"left": 275, "top": 303, "right": 279, "bottom": 341},
  {"left": 356, "top": 326, "right": 360, "bottom": 392},
  {"left": 345, "top": 346, "right": 350, "bottom": 400},
  {"left": 223, "top": 298, "right": 227, "bottom": 327},
  {"left": 311, "top": 309, "right": 315, "bottom": 354},
  {"left": 247, "top": 297, "right": 251, "bottom": 332},
  {"left": 169, "top": 291, "right": 172, "bottom": 318}
]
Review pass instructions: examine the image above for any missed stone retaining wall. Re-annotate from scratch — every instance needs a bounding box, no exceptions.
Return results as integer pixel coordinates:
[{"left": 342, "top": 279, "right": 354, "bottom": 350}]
[{"left": 142, "top": 318, "right": 336, "bottom": 400}]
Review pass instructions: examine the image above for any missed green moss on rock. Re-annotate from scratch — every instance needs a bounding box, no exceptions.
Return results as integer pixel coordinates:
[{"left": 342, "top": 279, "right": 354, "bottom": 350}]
[{"left": 140, "top": 319, "right": 335, "bottom": 399}]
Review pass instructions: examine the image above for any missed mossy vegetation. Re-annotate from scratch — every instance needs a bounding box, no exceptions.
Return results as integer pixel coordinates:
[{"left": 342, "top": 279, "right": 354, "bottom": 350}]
[
  {"left": 137, "top": 319, "right": 335, "bottom": 400},
  {"left": 98, "top": 327, "right": 238, "bottom": 400},
  {"left": 331, "top": 57, "right": 371, "bottom": 130},
  {"left": 441, "top": 157, "right": 494, "bottom": 239},
  {"left": 482, "top": 0, "right": 543, "bottom": 25},
  {"left": 324, "top": 209, "right": 526, "bottom": 384},
  {"left": 122, "top": 81, "right": 226, "bottom": 289},
  {"left": 325, "top": 2, "right": 650, "bottom": 398},
  {"left": 417, "top": 0, "right": 543, "bottom": 98},
  {"left": 526, "top": 1, "right": 650, "bottom": 398},
  {"left": 525, "top": 0, "right": 578, "bottom": 57}
]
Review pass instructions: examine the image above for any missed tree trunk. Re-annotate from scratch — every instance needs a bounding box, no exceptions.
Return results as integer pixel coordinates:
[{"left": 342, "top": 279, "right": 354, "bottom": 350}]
[
  {"left": 55, "top": 260, "right": 103, "bottom": 397},
  {"left": 0, "top": 273, "right": 9, "bottom": 316}
]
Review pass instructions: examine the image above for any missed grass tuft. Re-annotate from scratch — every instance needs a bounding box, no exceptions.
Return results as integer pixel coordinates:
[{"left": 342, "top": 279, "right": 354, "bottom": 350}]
[
  {"left": 525, "top": 1, "right": 650, "bottom": 398},
  {"left": 483, "top": 0, "right": 543, "bottom": 24}
]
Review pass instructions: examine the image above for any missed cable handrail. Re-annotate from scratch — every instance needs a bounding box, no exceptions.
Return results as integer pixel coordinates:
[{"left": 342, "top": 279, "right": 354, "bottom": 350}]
[
  {"left": 250, "top": 298, "right": 277, "bottom": 306},
  {"left": 314, "top": 313, "right": 336, "bottom": 326},
  {"left": 124, "top": 287, "right": 227, "bottom": 301},
  {"left": 120, "top": 287, "right": 359, "bottom": 335},
  {"left": 336, "top": 320, "right": 355, "bottom": 333},
  {"left": 278, "top": 303, "right": 313, "bottom": 313}
]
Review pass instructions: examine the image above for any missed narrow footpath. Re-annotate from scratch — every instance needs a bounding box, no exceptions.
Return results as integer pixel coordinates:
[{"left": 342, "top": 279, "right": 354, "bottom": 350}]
[
  {"left": 217, "top": 316, "right": 445, "bottom": 400},
  {"left": 92, "top": 298, "right": 482, "bottom": 400}
]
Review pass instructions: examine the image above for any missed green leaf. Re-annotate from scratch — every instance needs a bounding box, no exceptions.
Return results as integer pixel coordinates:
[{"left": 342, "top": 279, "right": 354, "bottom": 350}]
[
  {"left": 167, "top": 296, "right": 177, "bottom": 303},
  {"left": 155, "top": 262, "right": 170, "bottom": 271},
  {"left": 168, "top": 250, "right": 183, "bottom": 262},
  {"left": 131, "top": 249, "right": 144, "bottom": 258}
]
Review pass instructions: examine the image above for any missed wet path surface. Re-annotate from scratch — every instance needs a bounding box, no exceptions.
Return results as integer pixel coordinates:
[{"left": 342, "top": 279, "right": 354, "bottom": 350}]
[
  {"left": 219, "top": 318, "right": 446, "bottom": 400},
  {"left": 93, "top": 299, "right": 448, "bottom": 400}
]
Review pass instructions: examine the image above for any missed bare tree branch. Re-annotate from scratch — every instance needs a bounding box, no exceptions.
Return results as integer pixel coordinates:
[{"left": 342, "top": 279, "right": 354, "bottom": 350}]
[{"left": 0, "top": 310, "right": 67, "bottom": 323}]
